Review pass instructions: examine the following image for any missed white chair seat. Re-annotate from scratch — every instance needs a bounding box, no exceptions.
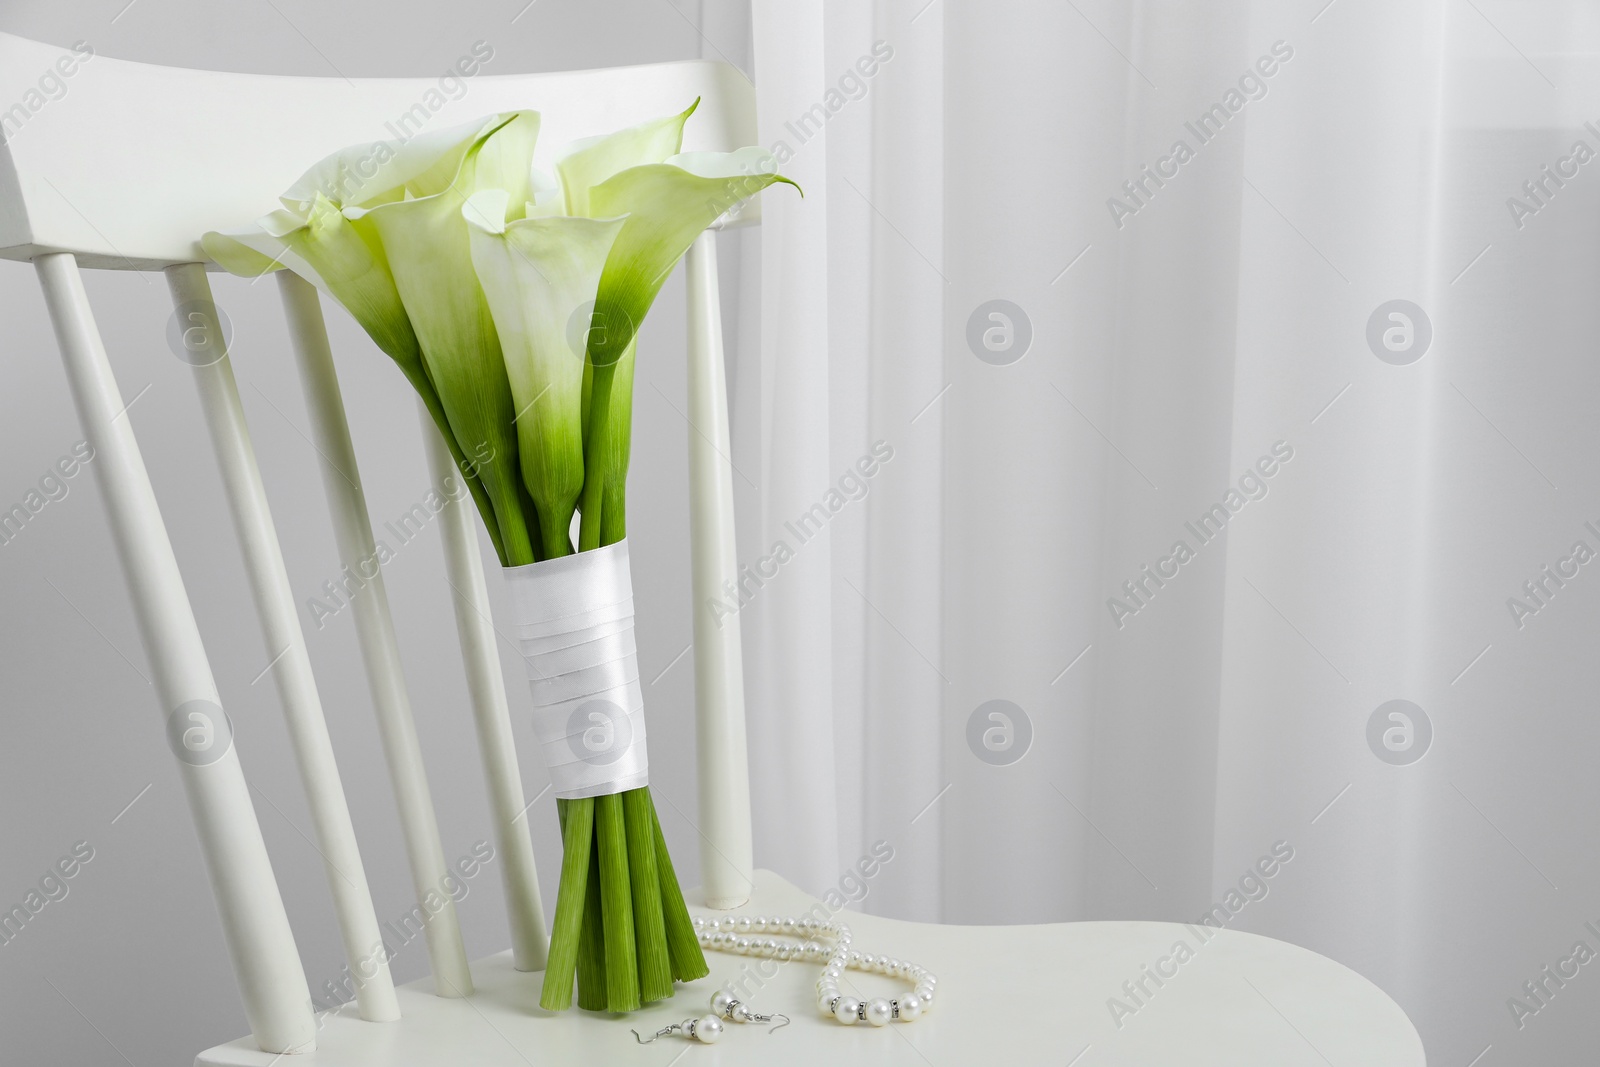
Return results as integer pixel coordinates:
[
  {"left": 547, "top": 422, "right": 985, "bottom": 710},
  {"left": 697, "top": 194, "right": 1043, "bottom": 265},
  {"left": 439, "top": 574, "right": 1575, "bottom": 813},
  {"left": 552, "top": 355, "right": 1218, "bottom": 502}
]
[{"left": 197, "top": 869, "right": 1423, "bottom": 1066}]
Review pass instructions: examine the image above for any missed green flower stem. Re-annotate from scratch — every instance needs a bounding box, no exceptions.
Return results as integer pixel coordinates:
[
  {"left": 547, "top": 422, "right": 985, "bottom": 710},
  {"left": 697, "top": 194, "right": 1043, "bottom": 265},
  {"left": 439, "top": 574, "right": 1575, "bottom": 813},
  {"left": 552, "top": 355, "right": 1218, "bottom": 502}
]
[
  {"left": 538, "top": 797, "right": 592, "bottom": 1011},
  {"left": 600, "top": 485, "right": 626, "bottom": 548},
  {"left": 480, "top": 461, "right": 536, "bottom": 567},
  {"left": 597, "top": 342, "right": 634, "bottom": 547},
  {"left": 623, "top": 789, "right": 672, "bottom": 1003},
  {"left": 595, "top": 793, "right": 641, "bottom": 1011},
  {"left": 650, "top": 793, "right": 709, "bottom": 982},
  {"left": 536, "top": 500, "right": 574, "bottom": 560},
  {"left": 578, "top": 341, "right": 636, "bottom": 550},
  {"left": 514, "top": 480, "right": 549, "bottom": 563},
  {"left": 577, "top": 359, "right": 617, "bottom": 552},
  {"left": 576, "top": 827, "right": 608, "bottom": 1011}
]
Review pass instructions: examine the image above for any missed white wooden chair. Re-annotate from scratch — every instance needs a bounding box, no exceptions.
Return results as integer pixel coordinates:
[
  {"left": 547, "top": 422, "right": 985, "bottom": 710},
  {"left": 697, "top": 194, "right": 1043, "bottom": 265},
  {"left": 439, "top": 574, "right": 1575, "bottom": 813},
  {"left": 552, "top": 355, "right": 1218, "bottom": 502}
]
[{"left": 0, "top": 31, "right": 1426, "bottom": 1066}]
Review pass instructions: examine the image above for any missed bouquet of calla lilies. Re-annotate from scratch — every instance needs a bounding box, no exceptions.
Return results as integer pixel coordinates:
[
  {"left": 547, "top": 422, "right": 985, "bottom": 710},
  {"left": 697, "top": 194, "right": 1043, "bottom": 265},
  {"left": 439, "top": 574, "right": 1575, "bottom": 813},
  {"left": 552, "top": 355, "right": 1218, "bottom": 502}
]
[{"left": 204, "top": 103, "right": 795, "bottom": 1013}]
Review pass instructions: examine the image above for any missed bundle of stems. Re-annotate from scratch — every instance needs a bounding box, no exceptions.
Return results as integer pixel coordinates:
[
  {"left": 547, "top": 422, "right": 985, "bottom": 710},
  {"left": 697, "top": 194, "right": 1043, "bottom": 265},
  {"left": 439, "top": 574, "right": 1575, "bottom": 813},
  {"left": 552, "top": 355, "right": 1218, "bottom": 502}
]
[{"left": 204, "top": 103, "right": 796, "bottom": 1013}]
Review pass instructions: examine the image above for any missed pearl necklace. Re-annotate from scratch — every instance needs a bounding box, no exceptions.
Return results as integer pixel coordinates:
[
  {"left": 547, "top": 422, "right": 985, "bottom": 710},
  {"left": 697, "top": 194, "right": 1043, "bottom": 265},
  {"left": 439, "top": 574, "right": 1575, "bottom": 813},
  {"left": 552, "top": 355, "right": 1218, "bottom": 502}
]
[{"left": 692, "top": 914, "right": 937, "bottom": 1028}]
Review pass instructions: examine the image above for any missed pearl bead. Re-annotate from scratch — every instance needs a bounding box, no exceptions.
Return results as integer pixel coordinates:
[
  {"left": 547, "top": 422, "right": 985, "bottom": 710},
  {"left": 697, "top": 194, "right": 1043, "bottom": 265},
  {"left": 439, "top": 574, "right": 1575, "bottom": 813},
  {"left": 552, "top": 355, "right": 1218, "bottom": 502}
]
[{"left": 680, "top": 912, "right": 936, "bottom": 1029}]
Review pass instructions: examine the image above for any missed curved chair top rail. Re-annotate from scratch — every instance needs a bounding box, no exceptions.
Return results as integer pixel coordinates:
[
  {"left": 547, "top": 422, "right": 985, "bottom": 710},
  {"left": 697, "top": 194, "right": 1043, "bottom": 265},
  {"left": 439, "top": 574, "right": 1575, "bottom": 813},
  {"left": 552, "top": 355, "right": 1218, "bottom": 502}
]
[{"left": 0, "top": 32, "right": 757, "bottom": 270}]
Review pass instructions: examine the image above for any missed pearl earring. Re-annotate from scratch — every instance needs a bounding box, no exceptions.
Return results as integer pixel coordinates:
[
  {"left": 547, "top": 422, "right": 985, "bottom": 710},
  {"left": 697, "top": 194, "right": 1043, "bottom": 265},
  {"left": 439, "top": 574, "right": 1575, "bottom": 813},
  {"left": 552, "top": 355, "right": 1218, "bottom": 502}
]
[
  {"left": 710, "top": 990, "right": 790, "bottom": 1032},
  {"left": 630, "top": 1015, "right": 726, "bottom": 1045}
]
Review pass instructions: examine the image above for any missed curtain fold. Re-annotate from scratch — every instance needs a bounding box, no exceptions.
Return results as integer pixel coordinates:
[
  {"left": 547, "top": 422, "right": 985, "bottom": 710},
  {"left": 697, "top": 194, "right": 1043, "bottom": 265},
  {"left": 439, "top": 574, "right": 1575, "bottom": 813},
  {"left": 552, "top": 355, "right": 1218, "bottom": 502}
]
[{"left": 737, "top": 1, "right": 1600, "bottom": 1062}]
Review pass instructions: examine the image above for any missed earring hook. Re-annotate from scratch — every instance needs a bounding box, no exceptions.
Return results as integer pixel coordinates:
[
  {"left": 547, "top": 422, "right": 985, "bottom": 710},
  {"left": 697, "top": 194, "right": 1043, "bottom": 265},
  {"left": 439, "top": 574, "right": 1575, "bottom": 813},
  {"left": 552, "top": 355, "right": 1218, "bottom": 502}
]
[{"left": 632, "top": 1024, "right": 679, "bottom": 1045}]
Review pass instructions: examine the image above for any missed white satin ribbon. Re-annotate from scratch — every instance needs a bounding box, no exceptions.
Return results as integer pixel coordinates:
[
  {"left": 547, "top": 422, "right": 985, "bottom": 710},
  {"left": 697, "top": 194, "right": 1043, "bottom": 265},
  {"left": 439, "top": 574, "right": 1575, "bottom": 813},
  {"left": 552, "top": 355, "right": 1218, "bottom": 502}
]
[{"left": 502, "top": 540, "right": 648, "bottom": 799}]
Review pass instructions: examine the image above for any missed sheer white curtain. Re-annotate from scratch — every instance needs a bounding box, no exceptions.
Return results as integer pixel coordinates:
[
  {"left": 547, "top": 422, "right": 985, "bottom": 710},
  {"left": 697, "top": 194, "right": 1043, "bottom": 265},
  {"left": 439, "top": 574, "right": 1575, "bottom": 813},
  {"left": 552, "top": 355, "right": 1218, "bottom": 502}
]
[{"left": 728, "top": 1, "right": 1600, "bottom": 1063}]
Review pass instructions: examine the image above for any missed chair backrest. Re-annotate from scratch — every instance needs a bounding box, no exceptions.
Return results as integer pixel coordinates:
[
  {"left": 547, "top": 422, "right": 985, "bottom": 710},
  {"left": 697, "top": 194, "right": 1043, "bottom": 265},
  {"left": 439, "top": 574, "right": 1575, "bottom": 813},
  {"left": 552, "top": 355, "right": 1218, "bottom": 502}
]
[
  {"left": 0, "top": 32, "right": 759, "bottom": 266},
  {"left": 2, "top": 31, "right": 756, "bottom": 1056}
]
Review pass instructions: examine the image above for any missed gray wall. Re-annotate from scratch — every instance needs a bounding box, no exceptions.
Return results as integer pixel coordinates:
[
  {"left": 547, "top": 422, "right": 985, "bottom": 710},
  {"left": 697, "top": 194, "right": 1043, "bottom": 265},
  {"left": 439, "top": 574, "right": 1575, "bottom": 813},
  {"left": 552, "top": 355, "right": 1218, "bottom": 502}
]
[{"left": 0, "top": 2, "right": 746, "bottom": 1062}]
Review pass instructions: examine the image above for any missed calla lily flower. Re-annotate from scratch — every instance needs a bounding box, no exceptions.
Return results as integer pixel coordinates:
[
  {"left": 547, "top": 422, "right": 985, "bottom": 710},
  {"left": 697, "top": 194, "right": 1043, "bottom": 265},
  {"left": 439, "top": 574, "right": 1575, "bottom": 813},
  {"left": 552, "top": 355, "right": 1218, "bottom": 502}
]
[
  {"left": 573, "top": 137, "right": 798, "bottom": 546},
  {"left": 464, "top": 188, "right": 624, "bottom": 557},
  {"left": 357, "top": 111, "right": 543, "bottom": 563},
  {"left": 556, "top": 101, "right": 699, "bottom": 218},
  {"left": 587, "top": 146, "right": 797, "bottom": 367},
  {"left": 202, "top": 102, "right": 797, "bottom": 561},
  {"left": 519, "top": 102, "right": 800, "bottom": 545},
  {"left": 202, "top": 111, "right": 532, "bottom": 563},
  {"left": 550, "top": 100, "right": 698, "bottom": 488}
]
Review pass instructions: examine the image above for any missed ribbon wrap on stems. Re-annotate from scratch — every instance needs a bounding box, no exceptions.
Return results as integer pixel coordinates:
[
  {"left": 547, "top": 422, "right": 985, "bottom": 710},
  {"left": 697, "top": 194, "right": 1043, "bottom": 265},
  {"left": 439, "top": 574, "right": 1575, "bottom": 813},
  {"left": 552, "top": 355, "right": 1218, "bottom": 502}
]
[{"left": 503, "top": 540, "right": 648, "bottom": 800}]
